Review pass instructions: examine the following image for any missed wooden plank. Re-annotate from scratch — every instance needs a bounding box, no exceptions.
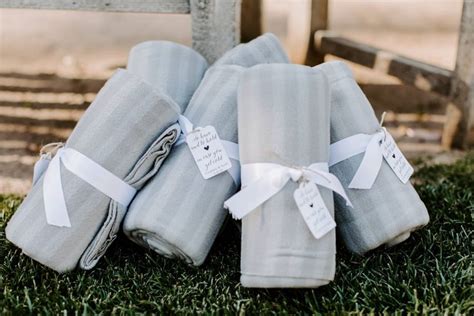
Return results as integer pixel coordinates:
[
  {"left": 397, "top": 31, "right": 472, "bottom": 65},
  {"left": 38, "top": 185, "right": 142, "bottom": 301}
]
[
  {"left": 240, "top": 0, "right": 261, "bottom": 43},
  {"left": 0, "top": 0, "right": 190, "bottom": 14},
  {"left": 304, "top": 0, "right": 328, "bottom": 65},
  {"left": 314, "top": 31, "right": 453, "bottom": 96},
  {"left": 442, "top": 0, "right": 474, "bottom": 148},
  {"left": 285, "top": 0, "right": 311, "bottom": 63},
  {"left": 190, "top": 0, "right": 241, "bottom": 63}
]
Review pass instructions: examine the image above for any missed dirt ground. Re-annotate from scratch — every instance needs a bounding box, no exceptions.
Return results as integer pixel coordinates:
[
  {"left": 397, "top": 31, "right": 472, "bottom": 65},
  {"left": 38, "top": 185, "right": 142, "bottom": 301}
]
[{"left": 0, "top": 0, "right": 466, "bottom": 194}]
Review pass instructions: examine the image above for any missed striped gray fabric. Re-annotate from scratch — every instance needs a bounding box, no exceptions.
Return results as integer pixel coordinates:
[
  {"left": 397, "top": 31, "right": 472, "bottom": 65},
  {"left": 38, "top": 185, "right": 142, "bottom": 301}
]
[
  {"left": 316, "top": 61, "right": 430, "bottom": 254},
  {"left": 214, "top": 33, "right": 289, "bottom": 68},
  {"left": 238, "top": 64, "right": 334, "bottom": 288},
  {"left": 6, "top": 69, "right": 183, "bottom": 272},
  {"left": 127, "top": 41, "right": 208, "bottom": 112},
  {"left": 123, "top": 33, "right": 290, "bottom": 266}
]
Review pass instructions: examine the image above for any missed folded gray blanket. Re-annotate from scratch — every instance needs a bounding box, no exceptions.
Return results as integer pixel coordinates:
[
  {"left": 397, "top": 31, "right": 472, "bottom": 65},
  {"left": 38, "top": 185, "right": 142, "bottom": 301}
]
[
  {"left": 316, "top": 61, "right": 430, "bottom": 254},
  {"left": 123, "top": 33, "right": 290, "bottom": 266},
  {"left": 127, "top": 41, "right": 208, "bottom": 111},
  {"left": 5, "top": 64, "right": 200, "bottom": 272},
  {"left": 234, "top": 64, "right": 335, "bottom": 288}
]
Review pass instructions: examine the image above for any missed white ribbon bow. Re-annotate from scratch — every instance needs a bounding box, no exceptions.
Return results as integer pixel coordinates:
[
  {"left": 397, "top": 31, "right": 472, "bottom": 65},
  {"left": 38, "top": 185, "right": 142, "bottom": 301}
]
[
  {"left": 224, "top": 162, "right": 352, "bottom": 220},
  {"left": 176, "top": 115, "right": 241, "bottom": 186},
  {"left": 329, "top": 128, "right": 387, "bottom": 189},
  {"left": 36, "top": 144, "right": 137, "bottom": 227}
]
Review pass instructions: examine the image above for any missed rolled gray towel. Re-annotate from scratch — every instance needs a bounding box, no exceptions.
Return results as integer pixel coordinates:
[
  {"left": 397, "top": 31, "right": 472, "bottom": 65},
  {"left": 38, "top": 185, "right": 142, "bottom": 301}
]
[
  {"left": 316, "top": 61, "right": 430, "bottom": 254},
  {"left": 213, "top": 33, "right": 289, "bottom": 68},
  {"left": 6, "top": 68, "right": 185, "bottom": 272},
  {"left": 127, "top": 41, "right": 208, "bottom": 112},
  {"left": 123, "top": 33, "right": 290, "bottom": 266},
  {"left": 235, "top": 64, "right": 334, "bottom": 288}
]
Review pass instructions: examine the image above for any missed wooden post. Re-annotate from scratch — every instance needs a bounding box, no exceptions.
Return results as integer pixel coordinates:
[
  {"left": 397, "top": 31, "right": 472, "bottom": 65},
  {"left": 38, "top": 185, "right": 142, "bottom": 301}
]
[
  {"left": 241, "top": 0, "right": 262, "bottom": 43},
  {"left": 190, "top": 0, "right": 241, "bottom": 64},
  {"left": 442, "top": 0, "right": 474, "bottom": 148},
  {"left": 304, "top": 0, "right": 328, "bottom": 65}
]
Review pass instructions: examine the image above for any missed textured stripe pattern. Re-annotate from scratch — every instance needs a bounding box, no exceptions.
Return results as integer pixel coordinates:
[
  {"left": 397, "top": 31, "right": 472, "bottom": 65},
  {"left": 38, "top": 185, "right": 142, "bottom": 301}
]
[
  {"left": 316, "top": 61, "right": 430, "bottom": 254},
  {"left": 127, "top": 41, "right": 208, "bottom": 112},
  {"left": 6, "top": 69, "right": 183, "bottom": 272},
  {"left": 214, "top": 33, "right": 289, "bottom": 68},
  {"left": 238, "top": 64, "right": 334, "bottom": 288},
  {"left": 123, "top": 33, "right": 290, "bottom": 266}
]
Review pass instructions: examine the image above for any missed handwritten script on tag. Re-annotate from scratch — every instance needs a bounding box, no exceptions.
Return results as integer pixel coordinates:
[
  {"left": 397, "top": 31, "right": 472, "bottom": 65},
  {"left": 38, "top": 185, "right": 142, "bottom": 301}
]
[
  {"left": 186, "top": 126, "right": 232, "bottom": 180},
  {"left": 294, "top": 182, "right": 336, "bottom": 239},
  {"left": 380, "top": 130, "right": 413, "bottom": 183}
]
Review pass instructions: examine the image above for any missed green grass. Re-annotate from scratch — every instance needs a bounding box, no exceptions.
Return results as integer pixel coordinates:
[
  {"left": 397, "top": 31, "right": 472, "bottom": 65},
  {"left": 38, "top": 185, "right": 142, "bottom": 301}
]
[{"left": 1, "top": 153, "right": 473, "bottom": 314}]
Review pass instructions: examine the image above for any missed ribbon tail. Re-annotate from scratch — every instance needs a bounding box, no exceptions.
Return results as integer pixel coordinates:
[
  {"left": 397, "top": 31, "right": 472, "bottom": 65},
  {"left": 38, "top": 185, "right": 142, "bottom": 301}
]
[
  {"left": 61, "top": 149, "right": 136, "bottom": 206},
  {"left": 329, "top": 134, "right": 372, "bottom": 167},
  {"left": 222, "top": 140, "right": 241, "bottom": 187},
  {"left": 175, "top": 115, "right": 194, "bottom": 146},
  {"left": 221, "top": 140, "right": 239, "bottom": 161},
  {"left": 310, "top": 171, "right": 353, "bottom": 208},
  {"left": 43, "top": 152, "right": 71, "bottom": 227},
  {"left": 32, "top": 155, "right": 51, "bottom": 186},
  {"left": 348, "top": 135, "right": 383, "bottom": 189},
  {"left": 224, "top": 171, "right": 289, "bottom": 219}
]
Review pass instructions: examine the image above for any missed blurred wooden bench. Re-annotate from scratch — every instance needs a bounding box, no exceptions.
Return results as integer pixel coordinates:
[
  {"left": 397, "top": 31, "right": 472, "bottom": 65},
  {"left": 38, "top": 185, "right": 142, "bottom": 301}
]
[
  {"left": 3, "top": 0, "right": 472, "bottom": 148},
  {"left": 304, "top": 0, "right": 473, "bottom": 149},
  {"left": 0, "top": 0, "right": 243, "bottom": 64}
]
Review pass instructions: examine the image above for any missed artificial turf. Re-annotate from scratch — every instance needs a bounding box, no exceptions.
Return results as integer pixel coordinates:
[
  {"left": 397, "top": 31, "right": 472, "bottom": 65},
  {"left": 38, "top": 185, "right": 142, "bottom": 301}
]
[{"left": 1, "top": 153, "right": 473, "bottom": 314}]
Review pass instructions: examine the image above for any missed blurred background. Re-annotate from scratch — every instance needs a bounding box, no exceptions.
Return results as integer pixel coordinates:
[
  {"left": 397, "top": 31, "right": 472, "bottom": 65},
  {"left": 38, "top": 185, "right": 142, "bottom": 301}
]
[
  {"left": 0, "top": 0, "right": 462, "bottom": 74},
  {"left": 0, "top": 0, "right": 467, "bottom": 194}
]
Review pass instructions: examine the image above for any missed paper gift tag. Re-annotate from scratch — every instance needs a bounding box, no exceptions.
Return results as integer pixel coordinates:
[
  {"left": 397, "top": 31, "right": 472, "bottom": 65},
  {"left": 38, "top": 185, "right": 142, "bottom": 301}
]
[
  {"left": 294, "top": 182, "right": 336, "bottom": 239},
  {"left": 186, "top": 126, "right": 232, "bottom": 180},
  {"left": 380, "top": 129, "right": 414, "bottom": 183}
]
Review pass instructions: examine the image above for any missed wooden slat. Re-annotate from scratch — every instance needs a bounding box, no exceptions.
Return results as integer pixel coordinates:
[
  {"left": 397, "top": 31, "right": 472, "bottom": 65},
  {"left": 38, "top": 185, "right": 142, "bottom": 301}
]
[
  {"left": 240, "top": 0, "right": 261, "bottom": 43},
  {"left": 285, "top": 0, "right": 312, "bottom": 63},
  {"left": 442, "top": 0, "right": 474, "bottom": 148},
  {"left": 0, "top": 0, "right": 190, "bottom": 14},
  {"left": 314, "top": 31, "right": 453, "bottom": 96},
  {"left": 305, "top": 0, "right": 328, "bottom": 65},
  {"left": 190, "top": 0, "right": 241, "bottom": 63}
]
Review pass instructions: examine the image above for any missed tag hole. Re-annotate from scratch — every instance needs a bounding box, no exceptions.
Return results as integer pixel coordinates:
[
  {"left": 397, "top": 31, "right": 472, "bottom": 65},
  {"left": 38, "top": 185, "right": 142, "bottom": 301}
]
[
  {"left": 309, "top": 203, "right": 314, "bottom": 208},
  {"left": 392, "top": 154, "right": 396, "bottom": 158}
]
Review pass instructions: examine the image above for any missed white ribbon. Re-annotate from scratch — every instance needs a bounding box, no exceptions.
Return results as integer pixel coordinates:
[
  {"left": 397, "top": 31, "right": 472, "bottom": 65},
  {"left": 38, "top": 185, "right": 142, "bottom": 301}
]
[
  {"left": 224, "top": 162, "right": 352, "bottom": 220},
  {"left": 33, "top": 154, "right": 52, "bottom": 185},
  {"left": 176, "top": 115, "right": 241, "bottom": 186},
  {"left": 32, "top": 142, "right": 64, "bottom": 186},
  {"left": 329, "top": 128, "right": 386, "bottom": 189},
  {"left": 39, "top": 145, "right": 137, "bottom": 228}
]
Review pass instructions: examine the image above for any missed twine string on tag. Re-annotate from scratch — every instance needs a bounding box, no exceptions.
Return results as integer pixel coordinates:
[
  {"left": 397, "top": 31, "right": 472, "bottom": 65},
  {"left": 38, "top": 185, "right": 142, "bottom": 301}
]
[{"left": 40, "top": 142, "right": 64, "bottom": 157}]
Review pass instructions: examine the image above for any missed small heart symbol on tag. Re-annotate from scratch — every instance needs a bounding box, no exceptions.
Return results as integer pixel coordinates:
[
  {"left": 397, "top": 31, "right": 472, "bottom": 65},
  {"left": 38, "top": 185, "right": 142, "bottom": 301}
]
[
  {"left": 309, "top": 203, "right": 314, "bottom": 208},
  {"left": 204, "top": 145, "right": 210, "bottom": 150},
  {"left": 392, "top": 154, "right": 396, "bottom": 158}
]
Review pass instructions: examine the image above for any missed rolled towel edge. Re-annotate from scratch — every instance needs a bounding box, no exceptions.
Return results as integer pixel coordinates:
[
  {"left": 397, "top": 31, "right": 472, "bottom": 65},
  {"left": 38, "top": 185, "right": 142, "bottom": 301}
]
[
  {"left": 129, "top": 40, "right": 208, "bottom": 67},
  {"left": 240, "top": 274, "right": 332, "bottom": 289}
]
